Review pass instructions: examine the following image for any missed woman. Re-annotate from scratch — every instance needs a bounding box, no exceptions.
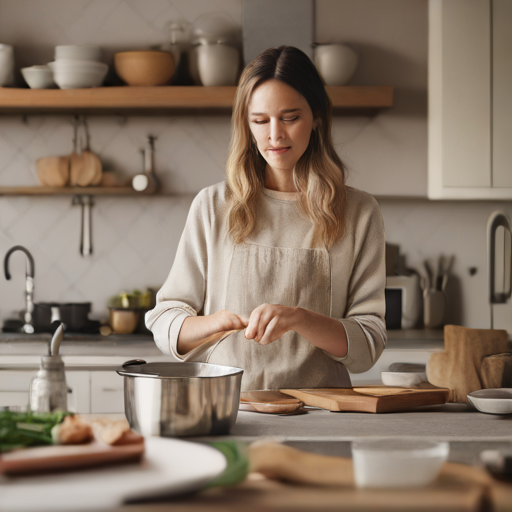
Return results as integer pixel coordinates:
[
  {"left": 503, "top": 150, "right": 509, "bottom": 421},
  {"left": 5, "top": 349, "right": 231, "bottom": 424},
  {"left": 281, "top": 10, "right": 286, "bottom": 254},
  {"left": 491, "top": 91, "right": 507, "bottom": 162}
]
[{"left": 146, "top": 46, "right": 386, "bottom": 391}]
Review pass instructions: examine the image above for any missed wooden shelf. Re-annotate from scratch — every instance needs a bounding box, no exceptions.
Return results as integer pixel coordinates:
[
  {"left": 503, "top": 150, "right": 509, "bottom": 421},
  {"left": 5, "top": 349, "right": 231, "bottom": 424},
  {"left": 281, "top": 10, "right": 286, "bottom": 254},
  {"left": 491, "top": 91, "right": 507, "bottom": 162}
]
[
  {"left": 0, "top": 86, "right": 393, "bottom": 115},
  {"left": 0, "top": 186, "right": 169, "bottom": 197}
]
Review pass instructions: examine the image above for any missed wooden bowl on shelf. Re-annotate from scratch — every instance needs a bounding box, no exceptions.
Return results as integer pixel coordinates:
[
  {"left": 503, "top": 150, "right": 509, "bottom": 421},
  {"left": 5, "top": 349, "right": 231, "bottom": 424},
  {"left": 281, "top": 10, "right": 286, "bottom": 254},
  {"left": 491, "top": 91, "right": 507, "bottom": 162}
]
[
  {"left": 36, "top": 156, "right": 70, "bottom": 187},
  {"left": 114, "top": 51, "right": 175, "bottom": 86}
]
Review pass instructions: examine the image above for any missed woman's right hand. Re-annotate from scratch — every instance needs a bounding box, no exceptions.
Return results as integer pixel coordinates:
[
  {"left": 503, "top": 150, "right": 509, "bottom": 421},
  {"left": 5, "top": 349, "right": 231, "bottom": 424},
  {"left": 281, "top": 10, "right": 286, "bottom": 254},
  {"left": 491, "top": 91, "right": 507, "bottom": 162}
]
[
  {"left": 211, "top": 309, "right": 249, "bottom": 334},
  {"left": 177, "top": 310, "right": 248, "bottom": 355}
]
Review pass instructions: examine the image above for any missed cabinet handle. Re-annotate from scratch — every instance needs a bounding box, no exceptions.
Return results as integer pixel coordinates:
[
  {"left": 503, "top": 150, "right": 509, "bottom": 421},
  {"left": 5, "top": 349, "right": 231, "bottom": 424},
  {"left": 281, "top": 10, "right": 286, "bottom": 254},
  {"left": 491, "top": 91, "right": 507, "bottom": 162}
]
[{"left": 101, "top": 388, "right": 122, "bottom": 392}]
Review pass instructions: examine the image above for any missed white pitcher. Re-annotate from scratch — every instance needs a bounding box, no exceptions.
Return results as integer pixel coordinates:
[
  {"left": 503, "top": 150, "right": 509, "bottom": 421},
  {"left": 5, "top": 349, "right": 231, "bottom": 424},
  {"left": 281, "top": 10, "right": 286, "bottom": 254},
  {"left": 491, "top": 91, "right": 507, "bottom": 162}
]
[{"left": 0, "top": 44, "right": 15, "bottom": 86}]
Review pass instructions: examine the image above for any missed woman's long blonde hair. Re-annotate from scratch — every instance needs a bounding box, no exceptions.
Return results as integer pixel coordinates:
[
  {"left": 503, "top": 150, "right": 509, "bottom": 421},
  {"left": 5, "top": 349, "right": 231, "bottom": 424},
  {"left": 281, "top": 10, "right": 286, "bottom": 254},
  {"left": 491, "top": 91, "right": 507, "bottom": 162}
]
[{"left": 226, "top": 46, "right": 347, "bottom": 249}]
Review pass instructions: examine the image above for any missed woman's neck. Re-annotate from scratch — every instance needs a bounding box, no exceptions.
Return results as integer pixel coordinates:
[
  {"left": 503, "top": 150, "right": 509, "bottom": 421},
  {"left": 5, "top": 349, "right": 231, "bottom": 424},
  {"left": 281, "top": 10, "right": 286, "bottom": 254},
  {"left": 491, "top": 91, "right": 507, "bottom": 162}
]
[{"left": 264, "top": 165, "right": 297, "bottom": 193}]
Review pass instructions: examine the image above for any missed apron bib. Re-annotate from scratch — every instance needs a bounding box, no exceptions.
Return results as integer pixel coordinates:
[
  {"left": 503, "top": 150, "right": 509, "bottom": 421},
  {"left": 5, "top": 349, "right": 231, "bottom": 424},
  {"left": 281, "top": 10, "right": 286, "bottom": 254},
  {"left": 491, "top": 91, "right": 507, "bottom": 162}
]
[{"left": 207, "top": 242, "right": 351, "bottom": 390}]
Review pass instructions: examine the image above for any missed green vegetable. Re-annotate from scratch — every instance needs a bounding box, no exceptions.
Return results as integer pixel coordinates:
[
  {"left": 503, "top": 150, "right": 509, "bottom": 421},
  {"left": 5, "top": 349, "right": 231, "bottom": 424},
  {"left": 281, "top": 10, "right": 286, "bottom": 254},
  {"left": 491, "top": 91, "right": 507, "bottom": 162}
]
[{"left": 0, "top": 410, "right": 71, "bottom": 453}]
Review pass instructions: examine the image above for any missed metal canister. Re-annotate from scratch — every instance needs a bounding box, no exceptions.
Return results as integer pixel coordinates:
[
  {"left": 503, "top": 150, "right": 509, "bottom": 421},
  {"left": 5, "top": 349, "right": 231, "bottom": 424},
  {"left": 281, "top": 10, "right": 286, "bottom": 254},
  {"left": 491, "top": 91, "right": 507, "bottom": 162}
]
[
  {"left": 29, "top": 355, "right": 68, "bottom": 412},
  {"left": 29, "top": 323, "right": 68, "bottom": 413}
]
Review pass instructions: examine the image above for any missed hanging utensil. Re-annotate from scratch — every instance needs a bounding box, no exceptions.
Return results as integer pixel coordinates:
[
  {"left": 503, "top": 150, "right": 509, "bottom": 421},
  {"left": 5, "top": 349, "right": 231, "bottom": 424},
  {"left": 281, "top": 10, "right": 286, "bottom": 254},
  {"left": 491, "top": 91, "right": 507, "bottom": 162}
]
[
  {"left": 69, "top": 116, "right": 85, "bottom": 186},
  {"left": 72, "top": 194, "right": 94, "bottom": 257},
  {"left": 79, "top": 116, "right": 102, "bottom": 186}
]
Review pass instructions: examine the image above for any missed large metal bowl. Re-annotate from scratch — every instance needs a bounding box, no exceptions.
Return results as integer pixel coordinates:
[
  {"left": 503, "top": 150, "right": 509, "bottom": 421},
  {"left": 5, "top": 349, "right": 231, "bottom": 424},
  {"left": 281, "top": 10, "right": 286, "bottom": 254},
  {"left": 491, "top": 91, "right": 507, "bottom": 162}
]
[{"left": 117, "top": 360, "right": 243, "bottom": 437}]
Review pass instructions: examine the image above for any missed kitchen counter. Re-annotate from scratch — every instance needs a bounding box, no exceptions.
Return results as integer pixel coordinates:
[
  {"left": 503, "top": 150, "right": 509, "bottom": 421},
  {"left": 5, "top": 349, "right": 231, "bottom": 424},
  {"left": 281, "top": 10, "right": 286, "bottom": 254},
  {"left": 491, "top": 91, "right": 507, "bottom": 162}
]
[
  {"left": 121, "top": 406, "right": 512, "bottom": 511},
  {"left": 201, "top": 405, "right": 512, "bottom": 464},
  {"left": 0, "top": 329, "right": 444, "bottom": 357}
]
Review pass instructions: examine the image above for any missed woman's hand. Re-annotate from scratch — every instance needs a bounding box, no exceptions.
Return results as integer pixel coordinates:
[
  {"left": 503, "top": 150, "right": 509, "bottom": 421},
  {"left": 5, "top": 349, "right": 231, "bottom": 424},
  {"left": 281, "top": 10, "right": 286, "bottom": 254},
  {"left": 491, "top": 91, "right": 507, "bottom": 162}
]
[
  {"left": 244, "top": 304, "right": 299, "bottom": 345},
  {"left": 178, "top": 310, "right": 248, "bottom": 355},
  {"left": 212, "top": 309, "right": 249, "bottom": 334},
  {"left": 244, "top": 305, "right": 348, "bottom": 358}
]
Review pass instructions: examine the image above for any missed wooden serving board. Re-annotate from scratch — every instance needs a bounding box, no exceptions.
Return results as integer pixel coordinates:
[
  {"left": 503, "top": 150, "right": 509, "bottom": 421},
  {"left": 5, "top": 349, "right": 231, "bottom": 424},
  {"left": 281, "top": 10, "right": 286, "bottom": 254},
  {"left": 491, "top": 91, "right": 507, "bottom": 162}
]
[
  {"left": 279, "top": 386, "right": 450, "bottom": 413},
  {"left": 0, "top": 440, "right": 144, "bottom": 475},
  {"left": 240, "top": 390, "right": 304, "bottom": 414}
]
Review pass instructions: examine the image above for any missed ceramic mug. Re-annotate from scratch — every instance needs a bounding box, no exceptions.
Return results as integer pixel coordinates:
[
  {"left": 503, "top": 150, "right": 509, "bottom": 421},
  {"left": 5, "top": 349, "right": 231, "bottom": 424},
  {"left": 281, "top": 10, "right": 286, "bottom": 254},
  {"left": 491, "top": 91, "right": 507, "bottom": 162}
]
[{"left": 0, "top": 44, "right": 15, "bottom": 87}]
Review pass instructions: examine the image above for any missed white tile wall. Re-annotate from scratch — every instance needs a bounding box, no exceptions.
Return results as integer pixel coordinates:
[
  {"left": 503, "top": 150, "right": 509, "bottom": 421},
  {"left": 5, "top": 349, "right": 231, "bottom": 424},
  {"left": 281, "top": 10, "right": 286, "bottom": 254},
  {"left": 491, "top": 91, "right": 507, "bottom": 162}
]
[{"left": 1, "top": 0, "right": 510, "bottom": 335}]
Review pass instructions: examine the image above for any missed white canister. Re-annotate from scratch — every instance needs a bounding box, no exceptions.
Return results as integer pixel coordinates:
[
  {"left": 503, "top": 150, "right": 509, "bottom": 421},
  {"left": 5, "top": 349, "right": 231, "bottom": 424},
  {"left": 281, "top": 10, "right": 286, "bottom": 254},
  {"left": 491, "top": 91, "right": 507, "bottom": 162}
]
[
  {"left": 0, "top": 44, "right": 15, "bottom": 87},
  {"left": 314, "top": 44, "right": 359, "bottom": 86},
  {"left": 196, "top": 44, "right": 239, "bottom": 86}
]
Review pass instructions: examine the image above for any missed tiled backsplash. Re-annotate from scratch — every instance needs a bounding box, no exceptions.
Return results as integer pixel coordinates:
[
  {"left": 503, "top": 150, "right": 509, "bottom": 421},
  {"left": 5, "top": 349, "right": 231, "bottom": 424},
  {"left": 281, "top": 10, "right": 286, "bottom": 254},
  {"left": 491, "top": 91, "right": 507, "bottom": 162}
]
[{"left": 1, "top": 0, "right": 511, "bottom": 334}]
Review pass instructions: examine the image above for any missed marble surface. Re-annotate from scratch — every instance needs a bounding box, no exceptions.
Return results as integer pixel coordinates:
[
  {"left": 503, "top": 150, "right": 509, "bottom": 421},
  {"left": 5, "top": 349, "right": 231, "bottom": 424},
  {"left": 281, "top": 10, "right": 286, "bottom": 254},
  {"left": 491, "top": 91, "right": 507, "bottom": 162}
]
[{"left": 200, "top": 405, "right": 512, "bottom": 465}]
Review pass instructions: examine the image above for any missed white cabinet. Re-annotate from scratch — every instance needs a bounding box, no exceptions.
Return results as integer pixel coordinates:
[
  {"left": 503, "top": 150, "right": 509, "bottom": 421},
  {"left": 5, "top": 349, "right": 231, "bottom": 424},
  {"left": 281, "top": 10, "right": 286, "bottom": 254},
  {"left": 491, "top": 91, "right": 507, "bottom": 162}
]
[
  {"left": 428, "top": 0, "right": 512, "bottom": 199},
  {"left": 0, "top": 370, "right": 90, "bottom": 413},
  {"left": 90, "top": 372, "right": 125, "bottom": 414}
]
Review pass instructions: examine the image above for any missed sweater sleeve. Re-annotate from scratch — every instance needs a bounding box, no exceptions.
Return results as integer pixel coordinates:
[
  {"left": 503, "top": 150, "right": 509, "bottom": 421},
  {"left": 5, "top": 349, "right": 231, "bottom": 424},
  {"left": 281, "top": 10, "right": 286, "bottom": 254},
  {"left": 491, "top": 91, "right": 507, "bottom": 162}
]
[
  {"left": 326, "top": 196, "right": 387, "bottom": 373},
  {"left": 145, "top": 189, "right": 212, "bottom": 361}
]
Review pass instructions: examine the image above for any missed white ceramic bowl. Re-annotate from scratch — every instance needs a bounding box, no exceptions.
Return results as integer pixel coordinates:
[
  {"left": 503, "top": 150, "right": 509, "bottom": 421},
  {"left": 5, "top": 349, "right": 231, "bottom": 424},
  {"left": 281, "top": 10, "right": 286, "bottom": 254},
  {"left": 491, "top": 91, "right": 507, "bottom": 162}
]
[
  {"left": 352, "top": 438, "right": 449, "bottom": 488},
  {"left": 196, "top": 43, "right": 239, "bottom": 86},
  {"left": 314, "top": 44, "right": 359, "bottom": 86},
  {"left": 21, "top": 65, "right": 55, "bottom": 89},
  {"left": 55, "top": 45, "right": 101, "bottom": 62},
  {"left": 467, "top": 389, "right": 512, "bottom": 415},
  {"left": 48, "top": 60, "right": 108, "bottom": 89},
  {"left": 381, "top": 371, "right": 428, "bottom": 387}
]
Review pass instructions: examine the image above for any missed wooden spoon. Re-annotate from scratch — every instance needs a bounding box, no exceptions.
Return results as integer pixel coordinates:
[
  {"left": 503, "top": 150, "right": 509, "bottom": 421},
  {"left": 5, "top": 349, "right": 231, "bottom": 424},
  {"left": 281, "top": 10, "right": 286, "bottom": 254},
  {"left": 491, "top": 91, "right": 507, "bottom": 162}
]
[{"left": 78, "top": 117, "right": 102, "bottom": 186}]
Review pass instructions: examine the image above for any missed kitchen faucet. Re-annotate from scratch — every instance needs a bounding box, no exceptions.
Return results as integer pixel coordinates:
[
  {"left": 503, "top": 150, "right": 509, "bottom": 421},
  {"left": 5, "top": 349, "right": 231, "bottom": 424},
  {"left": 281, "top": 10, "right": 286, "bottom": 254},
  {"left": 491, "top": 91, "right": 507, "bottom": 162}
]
[
  {"left": 4, "top": 245, "right": 35, "bottom": 334},
  {"left": 487, "top": 211, "right": 512, "bottom": 329}
]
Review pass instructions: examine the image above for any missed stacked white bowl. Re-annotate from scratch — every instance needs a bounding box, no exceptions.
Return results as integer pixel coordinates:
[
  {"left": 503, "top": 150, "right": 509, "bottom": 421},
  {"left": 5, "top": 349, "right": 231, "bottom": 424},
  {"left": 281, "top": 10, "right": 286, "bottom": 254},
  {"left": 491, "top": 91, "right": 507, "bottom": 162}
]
[{"left": 49, "top": 45, "right": 108, "bottom": 89}]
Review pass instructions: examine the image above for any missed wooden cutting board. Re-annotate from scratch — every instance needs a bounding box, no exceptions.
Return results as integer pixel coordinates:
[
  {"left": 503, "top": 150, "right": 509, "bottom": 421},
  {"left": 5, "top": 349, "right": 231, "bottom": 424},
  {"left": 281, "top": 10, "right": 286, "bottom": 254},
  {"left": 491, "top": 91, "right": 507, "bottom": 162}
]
[
  {"left": 0, "top": 440, "right": 144, "bottom": 475},
  {"left": 279, "top": 386, "right": 450, "bottom": 413},
  {"left": 240, "top": 390, "right": 304, "bottom": 414}
]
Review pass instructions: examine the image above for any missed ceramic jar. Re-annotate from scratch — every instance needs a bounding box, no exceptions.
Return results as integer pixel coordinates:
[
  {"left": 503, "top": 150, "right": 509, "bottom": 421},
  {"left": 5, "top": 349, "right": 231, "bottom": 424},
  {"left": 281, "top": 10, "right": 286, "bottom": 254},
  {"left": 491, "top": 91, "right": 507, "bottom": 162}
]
[
  {"left": 0, "top": 44, "right": 15, "bottom": 87},
  {"left": 196, "top": 43, "right": 239, "bottom": 86},
  {"left": 314, "top": 44, "right": 359, "bottom": 86}
]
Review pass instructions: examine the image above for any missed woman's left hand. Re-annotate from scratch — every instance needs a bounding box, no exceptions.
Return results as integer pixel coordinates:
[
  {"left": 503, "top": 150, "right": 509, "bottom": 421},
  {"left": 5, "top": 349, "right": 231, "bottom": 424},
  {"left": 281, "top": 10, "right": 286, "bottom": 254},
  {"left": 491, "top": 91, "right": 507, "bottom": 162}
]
[{"left": 244, "top": 304, "right": 300, "bottom": 345}]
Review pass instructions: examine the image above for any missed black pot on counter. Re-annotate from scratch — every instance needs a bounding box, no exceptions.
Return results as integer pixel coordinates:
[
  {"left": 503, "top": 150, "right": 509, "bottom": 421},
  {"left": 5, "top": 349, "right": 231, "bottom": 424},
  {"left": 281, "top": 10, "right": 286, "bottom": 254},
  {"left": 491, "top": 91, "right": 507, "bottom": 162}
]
[{"left": 32, "top": 302, "right": 98, "bottom": 333}]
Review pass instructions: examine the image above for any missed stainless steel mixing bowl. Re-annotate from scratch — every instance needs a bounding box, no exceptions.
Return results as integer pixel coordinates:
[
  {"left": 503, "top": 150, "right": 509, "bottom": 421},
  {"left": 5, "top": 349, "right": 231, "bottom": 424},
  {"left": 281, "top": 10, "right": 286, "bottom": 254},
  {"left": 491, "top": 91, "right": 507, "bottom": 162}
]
[{"left": 117, "top": 360, "right": 243, "bottom": 437}]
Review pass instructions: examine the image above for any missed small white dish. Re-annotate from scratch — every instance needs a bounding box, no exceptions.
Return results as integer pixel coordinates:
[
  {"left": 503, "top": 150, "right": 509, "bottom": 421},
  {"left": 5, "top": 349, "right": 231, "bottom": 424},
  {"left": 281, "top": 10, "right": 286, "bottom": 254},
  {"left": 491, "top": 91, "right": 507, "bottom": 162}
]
[
  {"left": 21, "top": 65, "right": 56, "bottom": 89},
  {"left": 352, "top": 438, "right": 449, "bottom": 489},
  {"left": 467, "top": 388, "right": 512, "bottom": 415},
  {"left": 381, "top": 371, "right": 428, "bottom": 387}
]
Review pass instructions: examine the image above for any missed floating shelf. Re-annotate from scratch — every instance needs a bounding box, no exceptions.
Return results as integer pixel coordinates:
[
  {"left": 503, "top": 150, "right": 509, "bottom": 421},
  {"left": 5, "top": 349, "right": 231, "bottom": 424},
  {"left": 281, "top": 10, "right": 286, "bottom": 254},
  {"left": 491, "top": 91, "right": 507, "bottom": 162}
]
[
  {"left": 0, "top": 86, "right": 394, "bottom": 115},
  {"left": 0, "top": 186, "right": 172, "bottom": 197}
]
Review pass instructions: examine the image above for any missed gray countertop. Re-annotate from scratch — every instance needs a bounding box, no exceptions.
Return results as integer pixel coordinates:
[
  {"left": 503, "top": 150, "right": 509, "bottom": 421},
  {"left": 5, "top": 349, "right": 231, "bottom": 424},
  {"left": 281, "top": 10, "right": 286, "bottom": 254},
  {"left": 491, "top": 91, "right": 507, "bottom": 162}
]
[
  {"left": 202, "top": 405, "right": 512, "bottom": 465},
  {"left": 0, "top": 330, "right": 444, "bottom": 357}
]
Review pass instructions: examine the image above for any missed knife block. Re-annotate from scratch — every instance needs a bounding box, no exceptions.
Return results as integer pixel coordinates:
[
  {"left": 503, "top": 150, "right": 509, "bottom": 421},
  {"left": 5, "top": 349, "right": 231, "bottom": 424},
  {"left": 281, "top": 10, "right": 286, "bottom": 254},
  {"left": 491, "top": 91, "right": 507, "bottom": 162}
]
[{"left": 426, "top": 325, "right": 509, "bottom": 402}]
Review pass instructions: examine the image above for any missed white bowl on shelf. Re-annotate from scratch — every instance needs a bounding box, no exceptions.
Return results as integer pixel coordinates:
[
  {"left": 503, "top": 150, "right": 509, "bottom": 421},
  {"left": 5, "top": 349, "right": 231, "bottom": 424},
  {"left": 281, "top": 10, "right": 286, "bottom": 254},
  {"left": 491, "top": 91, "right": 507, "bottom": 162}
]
[
  {"left": 48, "top": 60, "right": 108, "bottom": 89},
  {"left": 21, "top": 65, "right": 56, "bottom": 89},
  {"left": 352, "top": 438, "right": 449, "bottom": 489},
  {"left": 314, "top": 43, "right": 359, "bottom": 86},
  {"left": 55, "top": 45, "right": 101, "bottom": 62}
]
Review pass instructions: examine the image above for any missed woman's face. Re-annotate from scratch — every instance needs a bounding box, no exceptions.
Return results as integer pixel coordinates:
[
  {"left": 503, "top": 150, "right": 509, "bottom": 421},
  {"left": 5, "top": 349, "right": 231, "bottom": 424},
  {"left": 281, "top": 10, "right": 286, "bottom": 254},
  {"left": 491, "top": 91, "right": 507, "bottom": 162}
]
[{"left": 248, "top": 79, "right": 318, "bottom": 173}]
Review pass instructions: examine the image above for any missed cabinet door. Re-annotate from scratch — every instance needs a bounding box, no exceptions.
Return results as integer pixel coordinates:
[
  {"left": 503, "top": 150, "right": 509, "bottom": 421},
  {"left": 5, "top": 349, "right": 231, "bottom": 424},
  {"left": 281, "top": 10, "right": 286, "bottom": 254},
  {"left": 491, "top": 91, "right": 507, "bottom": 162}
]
[
  {"left": 90, "top": 372, "right": 125, "bottom": 414},
  {"left": 66, "top": 372, "right": 91, "bottom": 414},
  {"left": 0, "top": 370, "right": 90, "bottom": 413},
  {"left": 429, "top": 0, "right": 492, "bottom": 198},
  {"left": 492, "top": 0, "right": 512, "bottom": 188}
]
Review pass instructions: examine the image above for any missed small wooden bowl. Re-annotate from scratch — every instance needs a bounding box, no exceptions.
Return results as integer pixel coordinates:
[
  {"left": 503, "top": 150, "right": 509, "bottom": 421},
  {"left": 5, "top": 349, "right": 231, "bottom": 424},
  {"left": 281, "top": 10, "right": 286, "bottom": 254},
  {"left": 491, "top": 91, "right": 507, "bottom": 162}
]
[
  {"left": 114, "top": 51, "right": 175, "bottom": 86},
  {"left": 109, "top": 308, "right": 140, "bottom": 334}
]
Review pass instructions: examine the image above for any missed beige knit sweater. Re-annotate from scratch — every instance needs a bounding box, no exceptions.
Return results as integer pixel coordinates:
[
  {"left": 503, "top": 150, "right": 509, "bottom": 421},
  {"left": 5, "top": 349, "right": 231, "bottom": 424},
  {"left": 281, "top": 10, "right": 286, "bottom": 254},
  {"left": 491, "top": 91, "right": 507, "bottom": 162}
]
[{"left": 146, "top": 181, "right": 387, "bottom": 391}]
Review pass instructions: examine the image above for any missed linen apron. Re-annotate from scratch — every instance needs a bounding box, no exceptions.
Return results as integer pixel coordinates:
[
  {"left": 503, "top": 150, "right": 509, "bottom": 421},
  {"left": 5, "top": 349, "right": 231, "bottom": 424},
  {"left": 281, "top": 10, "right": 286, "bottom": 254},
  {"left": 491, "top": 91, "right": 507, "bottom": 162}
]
[{"left": 207, "top": 242, "right": 352, "bottom": 390}]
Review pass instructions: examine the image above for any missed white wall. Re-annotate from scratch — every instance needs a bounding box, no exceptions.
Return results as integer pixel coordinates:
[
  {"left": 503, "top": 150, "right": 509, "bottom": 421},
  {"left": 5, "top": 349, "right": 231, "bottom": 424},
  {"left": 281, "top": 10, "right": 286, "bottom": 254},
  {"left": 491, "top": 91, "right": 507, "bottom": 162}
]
[{"left": 1, "top": 0, "right": 509, "bottom": 333}]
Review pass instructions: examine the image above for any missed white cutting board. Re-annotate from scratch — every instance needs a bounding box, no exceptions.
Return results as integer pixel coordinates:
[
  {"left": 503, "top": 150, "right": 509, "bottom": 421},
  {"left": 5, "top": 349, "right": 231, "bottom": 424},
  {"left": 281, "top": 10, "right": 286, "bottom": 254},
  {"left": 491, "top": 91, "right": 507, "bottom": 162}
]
[{"left": 0, "top": 437, "right": 227, "bottom": 511}]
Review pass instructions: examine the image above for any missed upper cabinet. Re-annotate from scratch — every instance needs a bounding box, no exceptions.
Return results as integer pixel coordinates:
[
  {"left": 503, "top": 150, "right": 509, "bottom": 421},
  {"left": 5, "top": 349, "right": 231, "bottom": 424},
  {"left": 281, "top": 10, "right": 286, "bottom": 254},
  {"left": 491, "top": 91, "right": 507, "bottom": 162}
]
[{"left": 428, "top": 0, "right": 512, "bottom": 199}]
